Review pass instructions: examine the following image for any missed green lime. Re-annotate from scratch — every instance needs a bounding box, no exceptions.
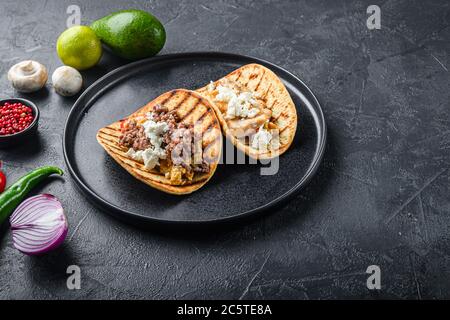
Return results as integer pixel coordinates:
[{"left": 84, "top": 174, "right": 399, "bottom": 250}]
[
  {"left": 91, "top": 9, "right": 166, "bottom": 60},
  {"left": 56, "top": 26, "right": 102, "bottom": 70}
]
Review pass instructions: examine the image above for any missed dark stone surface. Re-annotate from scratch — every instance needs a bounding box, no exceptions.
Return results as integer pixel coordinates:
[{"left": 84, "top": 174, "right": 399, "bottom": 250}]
[{"left": 0, "top": 0, "right": 449, "bottom": 299}]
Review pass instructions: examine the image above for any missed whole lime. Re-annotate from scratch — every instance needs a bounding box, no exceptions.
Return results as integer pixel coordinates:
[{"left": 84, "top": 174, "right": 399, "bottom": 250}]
[
  {"left": 56, "top": 26, "right": 102, "bottom": 70},
  {"left": 91, "top": 9, "right": 166, "bottom": 60}
]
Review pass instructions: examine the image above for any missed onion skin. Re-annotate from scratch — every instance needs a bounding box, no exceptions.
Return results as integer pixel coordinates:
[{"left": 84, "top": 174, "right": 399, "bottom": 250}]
[{"left": 10, "top": 194, "right": 68, "bottom": 255}]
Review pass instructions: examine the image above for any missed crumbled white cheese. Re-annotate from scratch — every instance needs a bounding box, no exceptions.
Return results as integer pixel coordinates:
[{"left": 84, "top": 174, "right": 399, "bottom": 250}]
[
  {"left": 215, "top": 85, "right": 236, "bottom": 102},
  {"left": 142, "top": 117, "right": 168, "bottom": 147},
  {"left": 126, "top": 113, "right": 169, "bottom": 169},
  {"left": 207, "top": 81, "right": 215, "bottom": 92},
  {"left": 126, "top": 147, "right": 166, "bottom": 170},
  {"left": 251, "top": 125, "right": 273, "bottom": 151},
  {"left": 215, "top": 85, "right": 260, "bottom": 119}
]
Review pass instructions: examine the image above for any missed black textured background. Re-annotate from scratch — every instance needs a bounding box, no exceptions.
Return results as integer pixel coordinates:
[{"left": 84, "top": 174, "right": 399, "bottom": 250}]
[{"left": 0, "top": 0, "right": 449, "bottom": 299}]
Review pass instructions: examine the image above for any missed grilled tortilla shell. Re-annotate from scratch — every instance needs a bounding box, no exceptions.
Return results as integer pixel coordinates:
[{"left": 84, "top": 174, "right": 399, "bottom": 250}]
[
  {"left": 197, "top": 63, "right": 297, "bottom": 160},
  {"left": 97, "top": 89, "right": 222, "bottom": 195}
]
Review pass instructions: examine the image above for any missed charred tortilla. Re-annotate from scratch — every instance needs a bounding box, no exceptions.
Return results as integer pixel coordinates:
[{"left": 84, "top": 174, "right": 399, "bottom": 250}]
[
  {"left": 97, "top": 89, "right": 222, "bottom": 195},
  {"left": 197, "top": 63, "right": 297, "bottom": 159}
]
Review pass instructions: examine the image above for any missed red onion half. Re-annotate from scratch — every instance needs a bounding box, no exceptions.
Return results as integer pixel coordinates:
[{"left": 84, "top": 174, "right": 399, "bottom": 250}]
[{"left": 10, "top": 194, "right": 68, "bottom": 255}]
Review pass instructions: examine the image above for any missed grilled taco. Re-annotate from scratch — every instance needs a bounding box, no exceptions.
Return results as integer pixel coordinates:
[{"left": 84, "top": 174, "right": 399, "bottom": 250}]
[
  {"left": 197, "top": 63, "right": 297, "bottom": 160},
  {"left": 96, "top": 89, "right": 222, "bottom": 195}
]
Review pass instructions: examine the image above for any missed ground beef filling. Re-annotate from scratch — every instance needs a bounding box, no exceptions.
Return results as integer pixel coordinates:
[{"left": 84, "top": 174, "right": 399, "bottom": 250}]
[
  {"left": 119, "top": 105, "right": 210, "bottom": 184},
  {"left": 119, "top": 120, "right": 150, "bottom": 151}
]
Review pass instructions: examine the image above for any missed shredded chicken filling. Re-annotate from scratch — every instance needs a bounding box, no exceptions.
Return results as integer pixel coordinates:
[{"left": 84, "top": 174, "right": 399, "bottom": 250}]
[{"left": 210, "top": 79, "right": 277, "bottom": 150}]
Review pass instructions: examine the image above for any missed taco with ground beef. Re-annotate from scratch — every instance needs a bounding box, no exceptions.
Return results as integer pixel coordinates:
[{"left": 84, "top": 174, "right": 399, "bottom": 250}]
[{"left": 96, "top": 89, "right": 222, "bottom": 195}]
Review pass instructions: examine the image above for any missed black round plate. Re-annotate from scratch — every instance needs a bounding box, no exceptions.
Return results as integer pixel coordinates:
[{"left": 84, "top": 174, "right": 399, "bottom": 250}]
[{"left": 63, "top": 52, "right": 326, "bottom": 226}]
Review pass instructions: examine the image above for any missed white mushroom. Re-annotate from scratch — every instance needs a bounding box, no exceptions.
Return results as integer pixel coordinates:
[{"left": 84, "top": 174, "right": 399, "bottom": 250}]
[
  {"left": 7, "top": 60, "right": 48, "bottom": 92},
  {"left": 51, "top": 66, "right": 83, "bottom": 97}
]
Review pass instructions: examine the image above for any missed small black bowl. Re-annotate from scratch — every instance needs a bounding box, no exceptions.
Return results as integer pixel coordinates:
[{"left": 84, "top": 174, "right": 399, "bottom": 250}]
[{"left": 0, "top": 98, "right": 40, "bottom": 148}]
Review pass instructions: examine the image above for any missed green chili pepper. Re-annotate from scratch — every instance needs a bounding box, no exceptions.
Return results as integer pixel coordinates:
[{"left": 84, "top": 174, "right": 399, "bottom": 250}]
[{"left": 0, "top": 166, "right": 63, "bottom": 226}]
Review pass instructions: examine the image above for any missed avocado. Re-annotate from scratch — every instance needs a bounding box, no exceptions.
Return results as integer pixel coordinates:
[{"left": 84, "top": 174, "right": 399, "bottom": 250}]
[{"left": 91, "top": 9, "right": 166, "bottom": 60}]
